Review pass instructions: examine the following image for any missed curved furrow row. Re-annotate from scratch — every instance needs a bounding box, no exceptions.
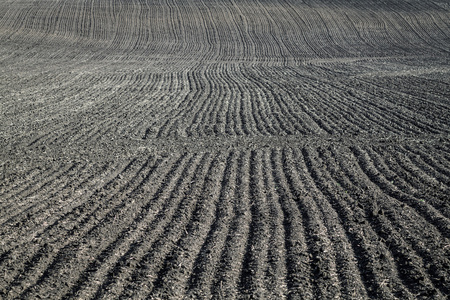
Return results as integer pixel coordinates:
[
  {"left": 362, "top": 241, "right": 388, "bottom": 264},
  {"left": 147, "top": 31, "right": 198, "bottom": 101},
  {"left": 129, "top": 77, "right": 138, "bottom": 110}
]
[
  {"left": 213, "top": 64, "right": 257, "bottom": 136},
  {"left": 301, "top": 145, "right": 414, "bottom": 299},
  {"left": 329, "top": 91, "right": 443, "bottom": 136},
  {"left": 280, "top": 148, "right": 341, "bottom": 299},
  {"left": 229, "top": 69, "right": 252, "bottom": 136},
  {"left": 234, "top": 66, "right": 283, "bottom": 135},
  {"left": 209, "top": 151, "right": 251, "bottom": 298},
  {"left": 269, "top": 149, "right": 315, "bottom": 299},
  {"left": 13, "top": 153, "right": 191, "bottom": 299},
  {"left": 0, "top": 2, "right": 42, "bottom": 41},
  {"left": 198, "top": 63, "right": 241, "bottom": 136},
  {"left": 310, "top": 4, "right": 353, "bottom": 58},
  {"left": 181, "top": 2, "right": 210, "bottom": 58},
  {"left": 110, "top": 1, "right": 150, "bottom": 55},
  {"left": 7, "top": 0, "right": 102, "bottom": 50},
  {"left": 58, "top": 152, "right": 214, "bottom": 299},
  {"left": 199, "top": 64, "right": 236, "bottom": 136},
  {"left": 287, "top": 147, "right": 369, "bottom": 299},
  {"left": 293, "top": 82, "right": 395, "bottom": 135},
  {"left": 26, "top": 71, "right": 186, "bottom": 147},
  {"left": 340, "top": 4, "right": 415, "bottom": 57},
  {"left": 314, "top": 0, "right": 430, "bottom": 58},
  {"left": 269, "top": 0, "right": 322, "bottom": 60},
  {"left": 2, "top": 0, "right": 446, "bottom": 62},
  {"left": 376, "top": 75, "right": 450, "bottom": 106},
  {"left": 347, "top": 7, "right": 417, "bottom": 56},
  {"left": 259, "top": 151, "right": 289, "bottom": 298},
  {"left": 0, "top": 162, "right": 122, "bottom": 246},
  {"left": 185, "top": 150, "right": 238, "bottom": 298},
  {"left": 423, "top": 10, "right": 450, "bottom": 46},
  {"left": 0, "top": 0, "right": 21, "bottom": 28},
  {"left": 1, "top": 70, "right": 90, "bottom": 118},
  {"left": 0, "top": 155, "right": 169, "bottom": 298},
  {"left": 351, "top": 146, "right": 450, "bottom": 236},
  {"left": 4, "top": 158, "right": 137, "bottom": 286},
  {"left": 3, "top": 72, "right": 120, "bottom": 145},
  {"left": 332, "top": 9, "right": 378, "bottom": 56},
  {"left": 137, "top": 71, "right": 192, "bottom": 138},
  {"left": 0, "top": 163, "right": 82, "bottom": 223},
  {"left": 253, "top": 0, "right": 294, "bottom": 62},
  {"left": 223, "top": 1, "right": 256, "bottom": 60},
  {"left": 201, "top": 1, "right": 237, "bottom": 61},
  {"left": 317, "top": 76, "right": 448, "bottom": 135},
  {"left": 205, "top": 64, "right": 241, "bottom": 136},
  {"left": 246, "top": 66, "right": 325, "bottom": 135},
  {"left": 252, "top": 67, "right": 390, "bottom": 135},
  {"left": 1, "top": 0, "right": 449, "bottom": 298},
  {"left": 396, "top": 10, "right": 450, "bottom": 54},
  {"left": 10, "top": 0, "right": 450, "bottom": 59},
  {"left": 422, "top": 143, "right": 450, "bottom": 165},
  {"left": 267, "top": 66, "right": 402, "bottom": 135},
  {"left": 145, "top": 152, "right": 226, "bottom": 299},
  {"left": 284, "top": 70, "right": 443, "bottom": 136},
  {"left": 0, "top": 162, "right": 91, "bottom": 231},
  {"left": 110, "top": 72, "right": 175, "bottom": 136},
  {"left": 0, "top": 164, "right": 60, "bottom": 209},
  {"left": 406, "top": 141, "right": 450, "bottom": 179},
  {"left": 242, "top": 67, "right": 320, "bottom": 135},
  {"left": 192, "top": 0, "right": 221, "bottom": 61},
  {"left": 376, "top": 145, "right": 450, "bottom": 218},
  {"left": 270, "top": 74, "right": 336, "bottom": 134},
  {"left": 399, "top": 144, "right": 450, "bottom": 188},
  {"left": 153, "top": 63, "right": 291, "bottom": 139},
  {"left": 324, "top": 146, "right": 449, "bottom": 296},
  {"left": 289, "top": 3, "right": 341, "bottom": 58},
  {"left": 346, "top": 77, "right": 450, "bottom": 125},
  {"left": 403, "top": 144, "right": 450, "bottom": 181},
  {"left": 243, "top": 83, "right": 285, "bottom": 136},
  {"left": 154, "top": 67, "right": 210, "bottom": 138},
  {"left": 4, "top": 0, "right": 98, "bottom": 56},
  {"left": 376, "top": 10, "right": 433, "bottom": 55},
  {"left": 182, "top": 65, "right": 226, "bottom": 137},
  {"left": 101, "top": 153, "right": 209, "bottom": 298},
  {"left": 235, "top": 150, "right": 270, "bottom": 298}
]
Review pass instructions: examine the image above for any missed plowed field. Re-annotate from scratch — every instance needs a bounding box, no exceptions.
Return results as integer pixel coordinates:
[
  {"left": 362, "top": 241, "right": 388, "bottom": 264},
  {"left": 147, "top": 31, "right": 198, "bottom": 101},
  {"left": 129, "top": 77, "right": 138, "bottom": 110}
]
[{"left": 1, "top": 0, "right": 449, "bottom": 299}]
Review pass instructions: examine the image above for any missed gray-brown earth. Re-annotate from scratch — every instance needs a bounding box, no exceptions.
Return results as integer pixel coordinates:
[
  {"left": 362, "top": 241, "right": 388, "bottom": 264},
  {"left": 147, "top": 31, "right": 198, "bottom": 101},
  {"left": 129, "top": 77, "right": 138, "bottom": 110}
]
[{"left": 0, "top": 0, "right": 449, "bottom": 299}]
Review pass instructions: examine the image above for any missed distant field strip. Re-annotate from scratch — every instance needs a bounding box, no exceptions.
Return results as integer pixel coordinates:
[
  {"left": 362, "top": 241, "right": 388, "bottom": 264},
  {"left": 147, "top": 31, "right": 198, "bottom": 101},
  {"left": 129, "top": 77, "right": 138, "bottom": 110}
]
[
  {"left": 0, "top": 0, "right": 449, "bottom": 299},
  {"left": 0, "top": 0, "right": 449, "bottom": 61},
  {"left": 1, "top": 63, "right": 449, "bottom": 149}
]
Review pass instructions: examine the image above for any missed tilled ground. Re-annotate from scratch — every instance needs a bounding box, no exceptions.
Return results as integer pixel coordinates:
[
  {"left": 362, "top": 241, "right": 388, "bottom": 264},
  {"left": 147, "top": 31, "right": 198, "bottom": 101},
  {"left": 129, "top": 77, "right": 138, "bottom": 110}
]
[{"left": 1, "top": 0, "right": 449, "bottom": 299}]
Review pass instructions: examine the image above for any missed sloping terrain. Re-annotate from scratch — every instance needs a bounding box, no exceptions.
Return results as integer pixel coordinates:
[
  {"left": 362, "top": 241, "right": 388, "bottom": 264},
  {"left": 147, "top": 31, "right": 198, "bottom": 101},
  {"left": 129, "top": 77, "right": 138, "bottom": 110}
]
[{"left": 0, "top": 0, "right": 449, "bottom": 299}]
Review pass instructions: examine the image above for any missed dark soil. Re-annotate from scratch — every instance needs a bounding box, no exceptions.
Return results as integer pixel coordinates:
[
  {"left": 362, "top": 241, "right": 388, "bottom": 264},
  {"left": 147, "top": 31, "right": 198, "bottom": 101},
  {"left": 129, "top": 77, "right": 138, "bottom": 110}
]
[{"left": 0, "top": 0, "right": 449, "bottom": 299}]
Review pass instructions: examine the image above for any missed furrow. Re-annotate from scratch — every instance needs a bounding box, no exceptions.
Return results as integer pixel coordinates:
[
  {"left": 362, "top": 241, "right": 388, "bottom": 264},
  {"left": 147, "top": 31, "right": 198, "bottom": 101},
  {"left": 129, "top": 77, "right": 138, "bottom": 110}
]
[
  {"left": 185, "top": 150, "right": 237, "bottom": 299},
  {"left": 238, "top": 150, "right": 270, "bottom": 298},
  {"left": 149, "top": 152, "right": 226, "bottom": 298},
  {"left": 1, "top": 155, "right": 165, "bottom": 298},
  {"left": 380, "top": 145, "right": 450, "bottom": 218},
  {"left": 270, "top": 149, "right": 315, "bottom": 299},
  {"left": 351, "top": 146, "right": 450, "bottom": 237},
  {"left": 327, "top": 146, "right": 449, "bottom": 296},
  {"left": 63, "top": 153, "right": 210, "bottom": 299},
  {"left": 16, "top": 153, "right": 190, "bottom": 299},
  {"left": 289, "top": 147, "right": 368, "bottom": 299},
  {"left": 210, "top": 151, "right": 251, "bottom": 298},
  {"left": 301, "top": 145, "right": 411, "bottom": 299},
  {"left": 281, "top": 148, "right": 341, "bottom": 299},
  {"left": 259, "top": 151, "right": 289, "bottom": 298}
]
